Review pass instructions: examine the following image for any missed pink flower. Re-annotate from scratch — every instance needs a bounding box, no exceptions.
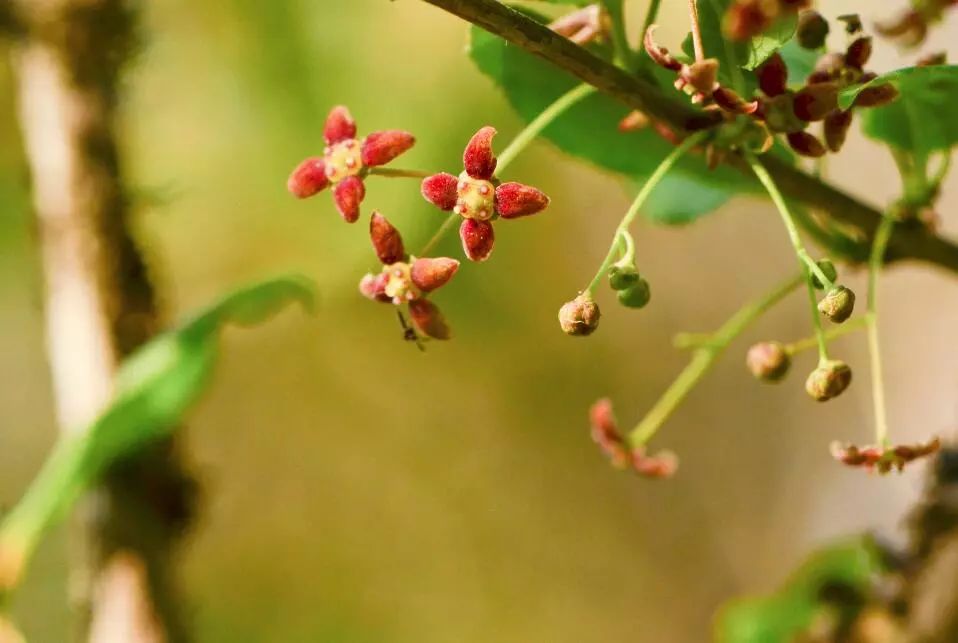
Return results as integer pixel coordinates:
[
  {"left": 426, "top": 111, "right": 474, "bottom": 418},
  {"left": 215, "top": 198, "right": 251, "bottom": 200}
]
[
  {"left": 420, "top": 126, "right": 550, "bottom": 262},
  {"left": 287, "top": 106, "right": 415, "bottom": 223},
  {"left": 589, "top": 399, "right": 678, "bottom": 479},
  {"left": 359, "top": 212, "right": 459, "bottom": 340},
  {"left": 830, "top": 437, "right": 940, "bottom": 474}
]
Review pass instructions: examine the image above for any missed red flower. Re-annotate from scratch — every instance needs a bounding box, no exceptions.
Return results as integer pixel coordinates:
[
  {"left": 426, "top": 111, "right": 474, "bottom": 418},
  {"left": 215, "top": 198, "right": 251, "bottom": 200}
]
[
  {"left": 420, "top": 126, "right": 550, "bottom": 262},
  {"left": 830, "top": 437, "right": 941, "bottom": 474},
  {"left": 287, "top": 106, "right": 415, "bottom": 223},
  {"left": 589, "top": 399, "right": 678, "bottom": 479},
  {"left": 359, "top": 212, "right": 459, "bottom": 340}
]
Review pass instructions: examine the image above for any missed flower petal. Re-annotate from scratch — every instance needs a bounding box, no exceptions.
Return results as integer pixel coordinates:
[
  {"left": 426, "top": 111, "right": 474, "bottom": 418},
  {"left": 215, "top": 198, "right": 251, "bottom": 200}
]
[
  {"left": 410, "top": 257, "right": 459, "bottom": 292},
  {"left": 459, "top": 219, "right": 495, "bottom": 262},
  {"left": 494, "top": 182, "right": 550, "bottom": 219},
  {"left": 361, "top": 130, "right": 416, "bottom": 167},
  {"left": 359, "top": 272, "right": 390, "bottom": 302},
  {"left": 287, "top": 157, "right": 329, "bottom": 198},
  {"left": 408, "top": 299, "right": 451, "bottom": 340},
  {"left": 333, "top": 175, "right": 365, "bottom": 223},
  {"left": 421, "top": 173, "right": 459, "bottom": 211},
  {"left": 369, "top": 211, "right": 405, "bottom": 264},
  {"left": 463, "top": 126, "right": 498, "bottom": 180},
  {"left": 324, "top": 105, "right": 357, "bottom": 145}
]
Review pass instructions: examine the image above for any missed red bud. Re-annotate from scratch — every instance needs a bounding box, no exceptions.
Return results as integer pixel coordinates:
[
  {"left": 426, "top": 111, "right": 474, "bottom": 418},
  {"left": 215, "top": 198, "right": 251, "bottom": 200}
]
[
  {"left": 361, "top": 130, "right": 415, "bottom": 167},
  {"left": 410, "top": 257, "right": 459, "bottom": 292},
  {"left": 287, "top": 157, "right": 329, "bottom": 198},
  {"left": 463, "top": 126, "right": 498, "bottom": 181},
  {"left": 324, "top": 105, "right": 357, "bottom": 145},
  {"left": 494, "top": 182, "right": 550, "bottom": 219},
  {"left": 408, "top": 299, "right": 451, "bottom": 340},
  {"left": 333, "top": 175, "right": 365, "bottom": 223},
  {"left": 459, "top": 219, "right": 495, "bottom": 262},
  {"left": 369, "top": 212, "right": 405, "bottom": 264}
]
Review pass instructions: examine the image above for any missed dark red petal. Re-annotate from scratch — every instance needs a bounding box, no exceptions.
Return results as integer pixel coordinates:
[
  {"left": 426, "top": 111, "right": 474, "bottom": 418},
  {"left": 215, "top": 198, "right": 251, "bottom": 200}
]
[
  {"left": 463, "top": 126, "right": 498, "bottom": 180},
  {"left": 494, "top": 182, "right": 550, "bottom": 219},
  {"left": 324, "top": 105, "right": 357, "bottom": 145},
  {"left": 333, "top": 175, "right": 365, "bottom": 223},
  {"left": 420, "top": 173, "right": 459, "bottom": 211},
  {"left": 369, "top": 211, "right": 405, "bottom": 264},
  {"left": 459, "top": 219, "right": 495, "bottom": 262},
  {"left": 408, "top": 299, "right": 451, "bottom": 340},
  {"left": 786, "top": 131, "right": 827, "bottom": 157},
  {"left": 359, "top": 273, "right": 390, "bottom": 302},
  {"left": 757, "top": 53, "right": 788, "bottom": 97},
  {"left": 792, "top": 82, "right": 839, "bottom": 122},
  {"left": 287, "top": 157, "right": 329, "bottom": 198},
  {"left": 361, "top": 130, "right": 416, "bottom": 167},
  {"left": 410, "top": 257, "right": 459, "bottom": 292}
]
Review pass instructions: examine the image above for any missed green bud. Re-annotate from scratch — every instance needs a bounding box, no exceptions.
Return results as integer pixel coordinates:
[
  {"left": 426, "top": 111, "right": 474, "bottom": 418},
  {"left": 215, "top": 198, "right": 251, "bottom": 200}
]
[
  {"left": 811, "top": 259, "right": 837, "bottom": 290},
  {"left": 617, "top": 279, "right": 651, "bottom": 309},
  {"left": 817, "top": 285, "right": 856, "bottom": 323},
  {"left": 746, "top": 341, "right": 791, "bottom": 382},
  {"left": 805, "top": 360, "right": 852, "bottom": 401},
  {"left": 558, "top": 294, "right": 600, "bottom": 336},
  {"left": 608, "top": 263, "right": 640, "bottom": 291}
]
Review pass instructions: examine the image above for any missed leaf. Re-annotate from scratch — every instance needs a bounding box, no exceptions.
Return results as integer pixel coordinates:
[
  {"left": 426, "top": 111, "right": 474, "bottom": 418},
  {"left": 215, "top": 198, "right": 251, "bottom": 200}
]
[
  {"left": 468, "top": 11, "right": 755, "bottom": 225},
  {"left": 0, "top": 275, "right": 316, "bottom": 591},
  {"left": 643, "top": 174, "right": 732, "bottom": 224},
  {"left": 714, "top": 537, "right": 885, "bottom": 643},
  {"left": 838, "top": 65, "right": 958, "bottom": 155}
]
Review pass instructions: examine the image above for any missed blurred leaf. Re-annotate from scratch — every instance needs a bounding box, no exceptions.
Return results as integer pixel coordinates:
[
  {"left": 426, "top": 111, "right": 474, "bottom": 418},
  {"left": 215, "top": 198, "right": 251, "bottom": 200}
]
[
  {"left": 644, "top": 174, "right": 731, "bottom": 224},
  {"left": 714, "top": 537, "right": 885, "bottom": 643},
  {"left": 0, "top": 275, "right": 316, "bottom": 594},
  {"left": 838, "top": 65, "right": 958, "bottom": 155},
  {"left": 778, "top": 38, "right": 817, "bottom": 87},
  {"left": 468, "top": 11, "right": 758, "bottom": 225}
]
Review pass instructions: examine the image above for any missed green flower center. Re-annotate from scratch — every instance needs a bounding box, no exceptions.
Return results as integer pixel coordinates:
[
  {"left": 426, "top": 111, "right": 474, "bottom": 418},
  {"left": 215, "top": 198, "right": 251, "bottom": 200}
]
[
  {"left": 324, "top": 139, "right": 363, "bottom": 183},
  {"left": 454, "top": 171, "right": 496, "bottom": 221},
  {"left": 382, "top": 261, "right": 421, "bottom": 304}
]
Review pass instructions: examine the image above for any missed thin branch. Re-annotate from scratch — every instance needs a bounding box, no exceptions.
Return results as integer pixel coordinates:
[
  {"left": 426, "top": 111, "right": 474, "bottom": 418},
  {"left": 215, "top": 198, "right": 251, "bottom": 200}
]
[{"left": 416, "top": 0, "right": 958, "bottom": 273}]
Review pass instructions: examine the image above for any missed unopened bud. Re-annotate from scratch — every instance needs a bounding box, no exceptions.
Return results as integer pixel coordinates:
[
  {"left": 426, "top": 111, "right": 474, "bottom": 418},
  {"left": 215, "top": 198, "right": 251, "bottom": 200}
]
[
  {"left": 853, "top": 84, "right": 899, "bottom": 108},
  {"left": 558, "top": 294, "right": 601, "bottom": 336},
  {"left": 818, "top": 285, "right": 855, "bottom": 323},
  {"left": 797, "top": 11, "right": 829, "bottom": 49},
  {"left": 824, "top": 110, "right": 854, "bottom": 152},
  {"left": 787, "top": 131, "right": 827, "bottom": 157},
  {"left": 617, "top": 279, "right": 651, "bottom": 309},
  {"left": 608, "top": 262, "right": 640, "bottom": 291},
  {"left": 757, "top": 53, "right": 788, "bottom": 97},
  {"left": 811, "top": 259, "right": 838, "bottom": 289},
  {"left": 845, "top": 36, "right": 872, "bottom": 69},
  {"left": 746, "top": 341, "right": 791, "bottom": 382},
  {"left": 805, "top": 360, "right": 852, "bottom": 401},
  {"left": 793, "top": 82, "right": 839, "bottom": 121}
]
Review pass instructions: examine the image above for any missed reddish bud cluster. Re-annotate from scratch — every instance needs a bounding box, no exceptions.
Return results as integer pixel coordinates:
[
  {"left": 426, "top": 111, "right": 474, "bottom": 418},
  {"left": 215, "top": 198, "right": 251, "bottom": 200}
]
[
  {"left": 589, "top": 399, "right": 678, "bottom": 479},
  {"left": 421, "top": 127, "right": 550, "bottom": 261},
  {"left": 831, "top": 437, "right": 941, "bottom": 474},
  {"left": 877, "top": 0, "right": 958, "bottom": 48},
  {"left": 724, "top": 0, "right": 810, "bottom": 41}
]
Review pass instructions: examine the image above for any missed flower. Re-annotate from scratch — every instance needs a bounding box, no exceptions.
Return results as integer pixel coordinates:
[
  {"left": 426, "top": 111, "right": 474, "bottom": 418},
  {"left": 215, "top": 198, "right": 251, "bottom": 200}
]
[
  {"left": 287, "top": 105, "right": 415, "bottom": 222},
  {"left": 589, "top": 399, "right": 678, "bottom": 479},
  {"left": 420, "top": 126, "right": 550, "bottom": 261},
  {"left": 831, "top": 437, "right": 940, "bottom": 474},
  {"left": 359, "top": 212, "right": 459, "bottom": 340}
]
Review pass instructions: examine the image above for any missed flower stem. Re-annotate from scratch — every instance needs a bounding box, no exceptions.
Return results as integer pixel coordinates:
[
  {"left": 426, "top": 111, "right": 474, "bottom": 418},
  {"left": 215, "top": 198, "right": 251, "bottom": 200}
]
[
  {"left": 745, "top": 149, "right": 831, "bottom": 362},
  {"left": 585, "top": 131, "right": 706, "bottom": 294},
  {"left": 367, "top": 167, "right": 432, "bottom": 179},
  {"left": 628, "top": 274, "right": 803, "bottom": 447},
  {"left": 784, "top": 316, "right": 866, "bottom": 355},
  {"left": 688, "top": 0, "right": 704, "bottom": 61},
  {"left": 418, "top": 82, "right": 596, "bottom": 257},
  {"left": 867, "top": 214, "right": 895, "bottom": 447},
  {"left": 641, "top": 0, "right": 663, "bottom": 36},
  {"left": 600, "top": 0, "right": 635, "bottom": 72}
]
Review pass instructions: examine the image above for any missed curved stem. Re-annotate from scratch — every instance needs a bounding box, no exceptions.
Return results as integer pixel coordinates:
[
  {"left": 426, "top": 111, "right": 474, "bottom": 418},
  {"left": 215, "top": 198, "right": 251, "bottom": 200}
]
[
  {"left": 867, "top": 215, "right": 895, "bottom": 447},
  {"left": 585, "top": 131, "right": 706, "bottom": 294},
  {"left": 628, "top": 274, "right": 802, "bottom": 447},
  {"left": 640, "top": 0, "right": 663, "bottom": 37},
  {"left": 367, "top": 167, "right": 432, "bottom": 179}
]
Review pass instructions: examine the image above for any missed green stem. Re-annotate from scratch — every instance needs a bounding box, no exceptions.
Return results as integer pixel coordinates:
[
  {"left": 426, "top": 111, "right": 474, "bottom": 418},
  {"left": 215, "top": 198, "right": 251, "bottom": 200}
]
[
  {"left": 600, "top": 0, "right": 635, "bottom": 72},
  {"left": 784, "top": 316, "right": 866, "bottom": 355},
  {"left": 418, "top": 82, "right": 596, "bottom": 257},
  {"left": 367, "top": 167, "right": 432, "bottom": 179},
  {"left": 746, "top": 149, "right": 831, "bottom": 362},
  {"left": 688, "top": 0, "right": 704, "bottom": 61},
  {"left": 585, "top": 131, "right": 706, "bottom": 294},
  {"left": 640, "top": 0, "right": 662, "bottom": 36},
  {"left": 628, "top": 274, "right": 802, "bottom": 447},
  {"left": 867, "top": 215, "right": 895, "bottom": 447}
]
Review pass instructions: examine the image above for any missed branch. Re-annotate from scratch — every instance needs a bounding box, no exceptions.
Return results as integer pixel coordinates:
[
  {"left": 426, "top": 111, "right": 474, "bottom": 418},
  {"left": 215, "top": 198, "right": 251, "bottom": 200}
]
[{"left": 418, "top": 0, "right": 958, "bottom": 273}]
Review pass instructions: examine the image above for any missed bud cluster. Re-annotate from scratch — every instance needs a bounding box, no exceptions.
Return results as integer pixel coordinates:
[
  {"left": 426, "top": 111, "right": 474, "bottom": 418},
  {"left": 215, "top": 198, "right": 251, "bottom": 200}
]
[
  {"left": 877, "top": 0, "right": 958, "bottom": 48},
  {"left": 589, "top": 399, "right": 678, "bottom": 478},
  {"left": 831, "top": 437, "right": 941, "bottom": 474},
  {"left": 608, "top": 259, "right": 651, "bottom": 309},
  {"left": 724, "top": 0, "right": 810, "bottom": 41}
]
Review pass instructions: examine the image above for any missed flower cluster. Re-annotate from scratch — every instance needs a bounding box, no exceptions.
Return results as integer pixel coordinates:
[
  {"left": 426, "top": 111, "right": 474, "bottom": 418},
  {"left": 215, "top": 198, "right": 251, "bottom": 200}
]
[
  {"left": 589, "top": 399, "right": 678, "bottom": 479},
  {"left": 877, "top": 0, "right": 958, "bottom": 48},
  {"left": 831, "top": 437, "right": 941, "bottom": 474},
  {"left": 724, "top": 0, "right": 810, "bottom": 41}
]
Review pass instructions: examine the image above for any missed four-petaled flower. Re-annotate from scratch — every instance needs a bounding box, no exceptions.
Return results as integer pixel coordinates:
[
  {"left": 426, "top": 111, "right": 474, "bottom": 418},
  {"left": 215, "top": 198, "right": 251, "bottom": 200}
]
[
  {"left": 831, "top": 437, "right": 941, "bottom": 474},
  {"left": 589, "top": 399, "right": 678, "bottom": 479},
  {"left": 420, "top": 126, "right": 550, "bottom": 262},
  {"left": 287, "top": 106, "right": 415, "bottom": 222},
  {"left": 359, "top": 212, "right": 460, "bottom": 340}
]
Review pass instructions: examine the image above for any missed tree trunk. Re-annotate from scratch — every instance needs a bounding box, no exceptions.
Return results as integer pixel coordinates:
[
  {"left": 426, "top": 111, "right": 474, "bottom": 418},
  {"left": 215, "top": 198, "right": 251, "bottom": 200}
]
[{"left": 10, "top": 1, "right": 194, "bottom": 641}]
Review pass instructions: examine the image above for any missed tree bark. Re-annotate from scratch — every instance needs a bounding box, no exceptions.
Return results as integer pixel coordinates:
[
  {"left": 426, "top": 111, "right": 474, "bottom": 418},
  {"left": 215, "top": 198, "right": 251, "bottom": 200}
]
[{"left": 10, "top": 1, "right": 194, "bottom": 641}]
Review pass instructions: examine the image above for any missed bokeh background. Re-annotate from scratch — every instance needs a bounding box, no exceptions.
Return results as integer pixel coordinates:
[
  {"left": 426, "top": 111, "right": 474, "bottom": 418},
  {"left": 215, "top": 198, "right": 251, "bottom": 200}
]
[{"left": 2, "top": 1, "right": 958, "bottom": 641}]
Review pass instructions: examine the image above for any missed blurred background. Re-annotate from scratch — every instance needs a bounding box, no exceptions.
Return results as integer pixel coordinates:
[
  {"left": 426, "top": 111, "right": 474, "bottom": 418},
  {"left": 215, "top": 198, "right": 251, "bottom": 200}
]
[{"left": 1, "top": 1, "right": 957, "bottom": 641}]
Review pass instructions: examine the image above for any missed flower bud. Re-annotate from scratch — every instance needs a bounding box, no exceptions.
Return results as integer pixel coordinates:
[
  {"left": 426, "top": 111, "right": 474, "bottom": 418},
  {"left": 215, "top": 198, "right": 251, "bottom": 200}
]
[
  {"left": 786, "top": 131, "right": 827, "bottom": 157},
  {"left": 746, "top": 341, "right": 791, "bottom": 382},
  {"left": 369, "top": 212, "right": 405, "bottom": 265},
  {"left": 558, "top": 294, "right": 600, "bottom": 336},
  {"left": 757, "top": 53, "right": 788, "bottom": 97},
  {"left": 805, "top": 360, "right": 852, "bottom": 401},
  {"left": 793, "top": 82, "right": 839, "bottom": 121},
  {"left": 853, "top": 84, "right": 899, "bottom": 108},
  {"left": 608, "top": 262, "right": 640, "bottom": 291},
  {"left": 818, "top": 285, "right": 855, "bottom": 323},
  {"left": 797, "top": 11, "right": 829, "bottom": 49},
  {"left": 811, "top": 259, "right": 838, "bottom": 289},
  {"left": 408, "top": 299, "right": 451, "bottom": 340},
  {"left": 824, "top": 110, "right": 853, "bottom": 152},
  {"left": 617, "top": 279, "right": 651, "bottom": 309},
  {"left": 845, "top": 36, "right": 872, "bottom": 69}
]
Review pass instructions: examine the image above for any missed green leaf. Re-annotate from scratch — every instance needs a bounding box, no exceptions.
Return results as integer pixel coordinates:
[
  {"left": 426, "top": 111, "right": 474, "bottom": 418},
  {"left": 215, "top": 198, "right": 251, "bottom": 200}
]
[
  {"left": 468, "top": 12, "right": 756, "bottom": 224},
  {"left": 0, "top": 275, "right": 316, "bottom": 592},
  {"left": 714, "top": 537, "right": 885, "bottom": 643},
  {"left": 838, "top": 65, "right": 958, "bottom": 155}
]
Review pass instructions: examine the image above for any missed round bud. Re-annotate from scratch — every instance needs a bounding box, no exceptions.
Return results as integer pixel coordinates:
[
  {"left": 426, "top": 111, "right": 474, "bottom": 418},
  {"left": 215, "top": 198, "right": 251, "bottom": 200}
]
[
  {"left": 811, "top": 259, "right": 838, "bottom": 290},
  {"left": 817, "top": 285, "right": 856, "bottom": 323},
  {"left": 797, "top": 11, "right": 830, "bottom": 50},
  {"left": 746, "top": 341, "right": 791, "bottom": 382},
  {"left": 558, "top": 294, "right": 601, "bottom": 336},
  {"left": 608, "top": 263, "right": 640, "bottom": 291},
  {"left": 617, "top": 279, "right": 651, "bottom": 309},
  {"left": 805, "top": 360, "right": 852, "bottom": 401}
]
